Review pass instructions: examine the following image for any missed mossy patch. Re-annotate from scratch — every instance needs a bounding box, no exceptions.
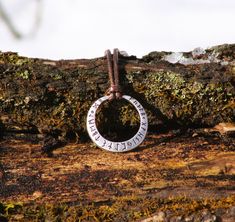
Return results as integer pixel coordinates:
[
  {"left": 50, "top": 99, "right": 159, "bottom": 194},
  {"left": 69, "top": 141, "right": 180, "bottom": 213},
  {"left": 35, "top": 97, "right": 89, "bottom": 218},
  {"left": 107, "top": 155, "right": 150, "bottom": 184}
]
[
  {"left": 0, "top": 195, "right": 234, "bottom": 221},
  {"left": 126, "top": 69, "right": 235, "bottom": 126},
  {"left": 0, "top": 49, "right": 234, "bottom": 140},
  {"left": 16, "top": 70, "right": 31, "bottom": 80}
]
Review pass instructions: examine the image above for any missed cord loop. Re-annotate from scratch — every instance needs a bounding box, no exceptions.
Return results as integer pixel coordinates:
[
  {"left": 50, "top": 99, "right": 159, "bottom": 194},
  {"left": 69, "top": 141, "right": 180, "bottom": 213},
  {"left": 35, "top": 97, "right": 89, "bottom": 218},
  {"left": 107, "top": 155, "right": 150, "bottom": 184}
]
[{"left": 105, "top": 49, "right": 122, "bottom": 100}]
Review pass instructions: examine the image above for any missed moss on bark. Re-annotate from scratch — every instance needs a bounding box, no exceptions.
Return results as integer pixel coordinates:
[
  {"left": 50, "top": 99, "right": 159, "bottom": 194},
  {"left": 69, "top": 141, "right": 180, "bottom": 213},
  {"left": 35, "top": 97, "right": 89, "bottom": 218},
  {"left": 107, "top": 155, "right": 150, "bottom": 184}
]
[{"left": 0, "top": 45, "right": 234, "bottom": 140}]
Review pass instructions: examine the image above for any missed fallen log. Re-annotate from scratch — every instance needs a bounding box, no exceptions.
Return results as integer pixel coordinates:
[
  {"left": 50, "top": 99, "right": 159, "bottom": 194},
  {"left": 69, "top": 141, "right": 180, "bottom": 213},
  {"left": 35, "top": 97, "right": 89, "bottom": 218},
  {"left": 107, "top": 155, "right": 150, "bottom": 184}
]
[
  {"left": 0, "top": 44, "right": 235, "bottom": 221},
  {"left": 0, "top": 44, "right": 234, "bottom": 141}
]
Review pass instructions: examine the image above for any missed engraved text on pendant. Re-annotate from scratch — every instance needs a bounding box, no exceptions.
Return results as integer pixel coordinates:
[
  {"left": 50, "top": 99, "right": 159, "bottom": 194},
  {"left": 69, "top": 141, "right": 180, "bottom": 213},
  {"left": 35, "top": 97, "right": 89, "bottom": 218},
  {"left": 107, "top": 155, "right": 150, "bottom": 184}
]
[{"left": 86, "top": 95, "right": 148, "bottom": 152}]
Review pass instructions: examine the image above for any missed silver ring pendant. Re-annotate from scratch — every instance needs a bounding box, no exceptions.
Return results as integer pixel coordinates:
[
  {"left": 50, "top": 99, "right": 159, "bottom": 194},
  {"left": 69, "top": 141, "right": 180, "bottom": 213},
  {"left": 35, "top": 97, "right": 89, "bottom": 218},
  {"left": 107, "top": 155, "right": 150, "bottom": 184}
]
[{"left": 86, "top": 95, "right": 148, "bottom": 152}]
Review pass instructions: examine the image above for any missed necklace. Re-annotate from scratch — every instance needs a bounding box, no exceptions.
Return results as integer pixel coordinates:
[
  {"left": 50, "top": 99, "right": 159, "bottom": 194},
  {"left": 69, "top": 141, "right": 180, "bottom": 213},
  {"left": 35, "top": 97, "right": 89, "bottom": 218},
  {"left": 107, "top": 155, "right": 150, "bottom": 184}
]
[{"left": 86, "top": 49, "right": 148, "bottom": 152}]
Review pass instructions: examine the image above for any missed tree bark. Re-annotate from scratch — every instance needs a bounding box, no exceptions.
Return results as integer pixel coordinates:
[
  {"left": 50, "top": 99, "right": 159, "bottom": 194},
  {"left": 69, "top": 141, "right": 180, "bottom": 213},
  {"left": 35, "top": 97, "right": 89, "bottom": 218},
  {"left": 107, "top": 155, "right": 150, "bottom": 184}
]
[
  {"left": 0, "top": 45, "right": 235, "bottom": 221},
  {"left": 0, "top": 44, "right": 234, "bottom": 139}
]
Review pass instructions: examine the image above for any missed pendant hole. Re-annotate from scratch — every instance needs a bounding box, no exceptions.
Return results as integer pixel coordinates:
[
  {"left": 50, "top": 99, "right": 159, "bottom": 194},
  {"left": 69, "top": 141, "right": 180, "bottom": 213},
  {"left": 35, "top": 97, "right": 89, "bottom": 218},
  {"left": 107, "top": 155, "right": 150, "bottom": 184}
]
[{"left": 96, "top": 99, "right": 140, "bottom": 142}]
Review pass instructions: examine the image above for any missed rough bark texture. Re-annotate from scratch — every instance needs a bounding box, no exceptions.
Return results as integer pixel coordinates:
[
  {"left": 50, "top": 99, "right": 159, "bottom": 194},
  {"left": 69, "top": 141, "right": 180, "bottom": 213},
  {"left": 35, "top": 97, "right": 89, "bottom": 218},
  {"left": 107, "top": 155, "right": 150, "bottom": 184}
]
[
  {"left": 0, "top": 133, "right": 235, "bottom": 221},
  {"left": 0, "top": 44, "right": 234, "bottom": 140},
  {"left": 0, "top": 45, "right": 235, "bottom": 221}
]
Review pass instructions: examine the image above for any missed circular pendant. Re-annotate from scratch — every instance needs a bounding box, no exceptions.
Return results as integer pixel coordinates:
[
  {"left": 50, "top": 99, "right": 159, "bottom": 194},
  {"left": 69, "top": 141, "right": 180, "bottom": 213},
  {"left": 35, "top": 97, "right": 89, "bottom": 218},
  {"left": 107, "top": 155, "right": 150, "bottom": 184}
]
[{"left": 86, "top": 95, "right": 148, "bottom": 152}]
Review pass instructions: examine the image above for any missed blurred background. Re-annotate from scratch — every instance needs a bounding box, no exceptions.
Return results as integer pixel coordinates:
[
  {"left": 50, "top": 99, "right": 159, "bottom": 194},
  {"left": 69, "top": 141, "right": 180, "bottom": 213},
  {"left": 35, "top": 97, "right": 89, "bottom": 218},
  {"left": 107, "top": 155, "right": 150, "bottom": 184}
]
[{"left": 0, "top": 0, "right": 234, "bottom": 59}]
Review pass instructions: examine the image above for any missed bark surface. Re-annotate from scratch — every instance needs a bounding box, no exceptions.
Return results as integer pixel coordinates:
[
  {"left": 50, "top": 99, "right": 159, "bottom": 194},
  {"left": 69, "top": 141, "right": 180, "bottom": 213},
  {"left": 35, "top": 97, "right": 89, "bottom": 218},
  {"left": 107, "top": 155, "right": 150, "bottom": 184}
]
[
  {"left": 0, "top": 44, "right": 234, "bottom": 140},
  {"left": 0, "top": 45, "right": 235, "bottom": 221},
  {"left": 0, "top": 133, "right": 235, "bottom": 221}
]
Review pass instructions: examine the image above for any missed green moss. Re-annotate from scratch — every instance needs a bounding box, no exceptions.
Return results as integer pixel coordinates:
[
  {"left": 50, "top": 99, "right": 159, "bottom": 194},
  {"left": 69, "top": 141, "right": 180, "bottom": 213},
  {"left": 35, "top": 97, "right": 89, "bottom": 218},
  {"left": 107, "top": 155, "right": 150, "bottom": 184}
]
[
  {"left": 0, "top": 52, "right": 31, "bottom": 66},
  {"left": 16, "top": 70, "right": 31, "bottom": 80},
  {"left": 0, "top": 50, "right": 234, "bottom": 137},
  {"left": 126, "top": 70, "right": 235, "bottom": 126},
  {"left": 1, "top": 195, "right": 234, "bottom": 221},
  {"left": 0, "top": 202, "right": 23, "bottom": 219},
  {"left": 49, "top": 72, "right": 63, "bottom": 80}
]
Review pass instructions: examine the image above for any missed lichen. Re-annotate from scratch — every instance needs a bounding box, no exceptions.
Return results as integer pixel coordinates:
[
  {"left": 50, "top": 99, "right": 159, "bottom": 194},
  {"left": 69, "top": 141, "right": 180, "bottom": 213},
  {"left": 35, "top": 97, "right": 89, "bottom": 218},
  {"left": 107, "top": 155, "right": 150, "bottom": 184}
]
[
  {"left": 0, "top": 49, "right": 234, "bottom": 140},
  {"left": 16, "top": 70, "right": 31, "bottom": 80},
  {"left": 126, "top": 69, "right": 235, "bottom": 126}
]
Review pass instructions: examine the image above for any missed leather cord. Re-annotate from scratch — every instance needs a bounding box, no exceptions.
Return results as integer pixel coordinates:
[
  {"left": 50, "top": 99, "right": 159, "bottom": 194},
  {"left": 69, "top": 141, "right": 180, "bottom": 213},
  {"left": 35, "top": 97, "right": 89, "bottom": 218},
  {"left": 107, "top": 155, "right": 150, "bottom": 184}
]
[{"left": 105, "top": 49, "right": 122, "bottom": 100}]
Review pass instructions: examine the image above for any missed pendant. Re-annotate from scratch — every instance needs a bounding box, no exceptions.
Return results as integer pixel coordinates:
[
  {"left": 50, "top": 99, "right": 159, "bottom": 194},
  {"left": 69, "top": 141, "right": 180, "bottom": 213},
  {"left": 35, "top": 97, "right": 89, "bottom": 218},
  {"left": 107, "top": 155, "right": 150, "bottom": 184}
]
[{"left": 86, "top": 95, "right": 148, "bottom": 152}]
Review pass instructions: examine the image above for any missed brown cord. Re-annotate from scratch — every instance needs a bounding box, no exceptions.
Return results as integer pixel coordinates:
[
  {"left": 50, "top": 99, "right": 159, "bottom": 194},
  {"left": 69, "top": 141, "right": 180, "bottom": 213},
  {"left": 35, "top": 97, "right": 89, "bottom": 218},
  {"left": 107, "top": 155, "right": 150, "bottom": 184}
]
[{"left": 105, "top": 49, "right": 122, "bottom": 100}]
